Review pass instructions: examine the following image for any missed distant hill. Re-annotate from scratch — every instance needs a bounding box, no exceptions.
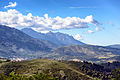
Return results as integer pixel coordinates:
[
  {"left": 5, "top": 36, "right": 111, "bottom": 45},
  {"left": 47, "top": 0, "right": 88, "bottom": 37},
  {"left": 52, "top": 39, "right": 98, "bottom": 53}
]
[
  {"left": 45, "top": 45, "right": 120, "bottom": 63},
  {"left": 108, "top": 44, "right": 120, "bottom": 49},
  {"left": 21, "top": 28, "right": 84, "bottom": 47},
  {"left": 0, "top": 25, "right": 55, "bottom": 59}
]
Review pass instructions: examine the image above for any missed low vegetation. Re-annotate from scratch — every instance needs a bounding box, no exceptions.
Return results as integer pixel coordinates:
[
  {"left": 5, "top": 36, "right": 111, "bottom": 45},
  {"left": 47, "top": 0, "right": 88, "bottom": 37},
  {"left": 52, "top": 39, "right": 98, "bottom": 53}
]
[
  {"left": 0, "top": 59, "right": 94, "bottom": 80},
  {"left": 0, "top": 72, "right": 59, "bottom": 80},
  {"left": 0, "top": 59, "right": 120, "bottom": 80}
]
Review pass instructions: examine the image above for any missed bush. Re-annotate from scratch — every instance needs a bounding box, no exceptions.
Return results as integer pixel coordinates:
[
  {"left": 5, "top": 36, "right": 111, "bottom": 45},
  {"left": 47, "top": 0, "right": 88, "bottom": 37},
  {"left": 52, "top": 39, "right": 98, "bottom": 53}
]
[{"left": 0, "top": 72, "right": 59, "bottom": 80}]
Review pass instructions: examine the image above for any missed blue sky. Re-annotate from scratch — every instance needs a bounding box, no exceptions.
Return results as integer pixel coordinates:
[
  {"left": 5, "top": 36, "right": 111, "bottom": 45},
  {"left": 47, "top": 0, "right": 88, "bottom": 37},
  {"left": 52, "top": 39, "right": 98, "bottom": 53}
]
[{"left": 0, "top": 0, "right": 120, "bottom": 46}]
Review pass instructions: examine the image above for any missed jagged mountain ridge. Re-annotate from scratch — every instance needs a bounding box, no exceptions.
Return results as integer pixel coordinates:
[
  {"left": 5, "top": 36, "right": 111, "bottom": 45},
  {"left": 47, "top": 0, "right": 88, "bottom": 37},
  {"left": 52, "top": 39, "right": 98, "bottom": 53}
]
[{"left": 21, "top": 28, "right": 84, "bottom": 47}]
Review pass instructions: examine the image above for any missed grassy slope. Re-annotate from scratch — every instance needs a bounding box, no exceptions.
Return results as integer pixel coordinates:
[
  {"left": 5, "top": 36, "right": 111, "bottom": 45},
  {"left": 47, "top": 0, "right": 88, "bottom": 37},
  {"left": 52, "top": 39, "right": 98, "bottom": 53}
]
[{"left": 0, "top": 59, "right": 95, "bottom": 80}]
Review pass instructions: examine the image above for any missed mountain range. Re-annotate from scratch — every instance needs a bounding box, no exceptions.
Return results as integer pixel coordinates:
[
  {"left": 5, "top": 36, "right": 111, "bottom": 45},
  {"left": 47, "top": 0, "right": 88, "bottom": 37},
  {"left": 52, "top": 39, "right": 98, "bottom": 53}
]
[{"left": 0, "top": 25, "right": 120, "bottom": 63}]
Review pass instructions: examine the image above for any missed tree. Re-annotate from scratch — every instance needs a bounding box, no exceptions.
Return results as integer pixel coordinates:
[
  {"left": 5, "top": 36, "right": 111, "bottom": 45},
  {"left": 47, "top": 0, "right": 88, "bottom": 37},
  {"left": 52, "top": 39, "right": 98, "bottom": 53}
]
[{"left": 112, "top": 68, "right": 120, "bottom": 80}]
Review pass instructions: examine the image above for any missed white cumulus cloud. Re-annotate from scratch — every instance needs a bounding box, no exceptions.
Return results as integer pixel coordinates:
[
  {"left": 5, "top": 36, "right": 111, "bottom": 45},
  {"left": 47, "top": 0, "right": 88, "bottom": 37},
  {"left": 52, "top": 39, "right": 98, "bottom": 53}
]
[
  {"left": 74, "top": 34, "right": 83, "bottom": 41},
  {"left": 40, "top": 31, "right": 50, "bottom": 34},
  {"left": 95, "top": 27, "right": 100, "bottom": 31},
  {"left": 4, "top": 2, "right": 17, "bottom": 8},
  {"left": 0, "top": 9, "right": 100, "bottom": 31},
  {"left": 87, "top": 30, "right": 94, "bottom": 34}
]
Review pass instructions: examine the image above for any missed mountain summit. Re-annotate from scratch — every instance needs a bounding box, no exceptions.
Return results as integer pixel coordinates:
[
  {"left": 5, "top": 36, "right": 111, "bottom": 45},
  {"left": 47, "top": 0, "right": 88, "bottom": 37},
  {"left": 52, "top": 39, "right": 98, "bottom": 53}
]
[{"left": 21, "top": 28, "right": 84, "bottom": 47}]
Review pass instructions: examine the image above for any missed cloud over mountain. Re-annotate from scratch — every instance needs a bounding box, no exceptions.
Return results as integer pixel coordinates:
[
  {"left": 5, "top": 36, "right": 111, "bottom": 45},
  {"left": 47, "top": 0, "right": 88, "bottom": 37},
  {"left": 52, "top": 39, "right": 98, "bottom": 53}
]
[
  {"left": 74, "top": 34, "right": 83, "bottom": 40},
  {"left": 0, "top": 9, "right": 100, "bottom": 31}
]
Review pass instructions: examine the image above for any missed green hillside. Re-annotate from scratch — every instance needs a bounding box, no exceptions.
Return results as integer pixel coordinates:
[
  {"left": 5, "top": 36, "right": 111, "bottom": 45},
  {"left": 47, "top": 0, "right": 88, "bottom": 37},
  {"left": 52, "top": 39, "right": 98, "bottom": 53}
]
[
  {"left": 0, "top": 59, "right": 95, "bottom": 80},
  {"left": 0, "top": 59, "right": 120, "bottom": 80}
]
